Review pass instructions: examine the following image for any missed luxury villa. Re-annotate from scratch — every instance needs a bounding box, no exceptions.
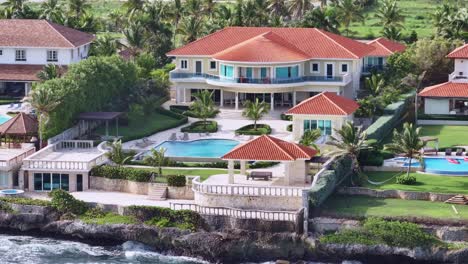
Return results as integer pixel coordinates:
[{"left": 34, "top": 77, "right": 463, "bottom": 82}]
[
  {"left": 167, "top": 27, "right": 405, "bottom": 111},
  {"left": 0, "top": 19, "right": 94, "bottom": 97},
  {"left": 418, "top": 43, "right": 468, "bottom": 117}
]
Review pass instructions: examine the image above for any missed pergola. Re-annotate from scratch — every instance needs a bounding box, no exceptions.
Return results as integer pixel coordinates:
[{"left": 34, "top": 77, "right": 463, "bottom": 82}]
[
  {"left": 77, "top": 112, "right": 123, "bottom": 140},
  {"left": 0, "top": 112, "right": 38, "bottom": 146},
  {"left": 222, "top": 135, "right": 317, "bottom": 186}
]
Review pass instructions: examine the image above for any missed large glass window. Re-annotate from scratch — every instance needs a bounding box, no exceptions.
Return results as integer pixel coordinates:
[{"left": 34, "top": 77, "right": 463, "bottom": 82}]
[
  {"left": 43, "top": 173, "right": 51, "bottom": 191},
  {"left": 245, "top": 67, "right": 252, "bottom": 78},
  {"left": 34, "top": 173, "right": 42, "bottom": 191},
  {"left": 260, "top": 67, "right": 268, "bottom": 78},
  {"left": 220, "top": 64, "right": 234, "bottom": 78},
  {"left": 276, "top": 65, "right": 299, "bottom": 79},
  {"left": 0, "top": 171, "right": 8, "bottom": 187},
  {"left": 304, "top": 119, "right": 332, "bottom": 135},
  {"left": 33, "top": 173, "right": 69, "bottom": 191},
  {"left": 52, "top": 173, "right": 61, "bottom": 190}
]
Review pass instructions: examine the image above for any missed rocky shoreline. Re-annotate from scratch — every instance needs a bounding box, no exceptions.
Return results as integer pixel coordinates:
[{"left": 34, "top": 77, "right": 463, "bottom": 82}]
[{"left": 1, "top": 204, "right": 468, "bottom": 263}]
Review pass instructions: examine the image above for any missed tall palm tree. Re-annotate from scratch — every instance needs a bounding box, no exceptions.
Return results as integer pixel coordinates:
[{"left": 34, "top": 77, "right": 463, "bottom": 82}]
[
  {"left": 36, "top": 64, "right": 62, "bottom": 81},
  {"left": 105, "top": 139, "right": 131, "bottom": 166},
  {"left": 365, "top": 73, "right": 385, "bottom": 96},
  {"left": 384, "top": 123, "right": 425, "bottom": 179},
  {"left": 300, "top": 7, "right": 340, "bottom": 33},
  {"left": 267, "top": 0, "right": 287, "bottom": 17},
  {"left": 374, "top": 0, "right": 405, "bottom": 28},
  {"left": 327, "top": 121, "right": 369, "bottom": 181},
  {"left": 335, "top": 0, "right": 364, "bottom": 36},
  {"left": 288, "top": 0, "right": 312, "bottom": 20},
  {"left": 144, "top": 148, "right": 169, "bottom": 177},
  {"left": 67, "top": 0, "right": 89, "bottom": 18},
  {"left": 242, "top": 98, "right": 270, "bottom": 130},
  {"left": 382, "top": 25, "right": 402, "bottom": 41},
  {"left": 27, "top": 87, "right": 61, "bottom": 148},
  {"left": 122, "top": 0, "right": 146, "bottom": 18},
  {"left": 123, "top": 22, "right": 146, "bottom": 57},
  {"left": 188, "top": 90, "right": 217, "bottom": 129},
  {"left": 184, "top": 0, "right": 203, "bottom": 16},
  {"left": 1, "top": 0, "right": 27, "bottom": 18},
  {"left": 39, "top": 0, "right": 63, "bottom": 22},
  {"left": 177, "top": 16, "right": 205, "bottom": 44},
  {"left": 90, "top": 34, "right": 121, "bottom": 56}
]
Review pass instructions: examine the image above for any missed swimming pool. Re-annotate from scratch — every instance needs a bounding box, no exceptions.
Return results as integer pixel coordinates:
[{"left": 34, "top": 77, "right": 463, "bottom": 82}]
[
  {"left": 424, "top": 157, "right": 468, "bottom": 176},
  {"left": 0, "top": 115, "right": 11, "bottom": 125},
  {"left": 154, "top": 139, "right": 239, "bottom": 158}
]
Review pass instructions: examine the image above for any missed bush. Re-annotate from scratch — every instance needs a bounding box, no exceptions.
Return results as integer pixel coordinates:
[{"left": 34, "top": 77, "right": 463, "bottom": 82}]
[
  {"left": 181, "top": 121, "right": 218, "bottom": 133},
  {"left": 396, "top": 174, "right": 417, "bottom": 185},
  {"left": 280, "top": 113, "right": 292, "bottom": 121},
  {"left": 91, "top": 165, "right": 153, "bottom": 182},
  {"left": 0, "top": 202, "right": 13, "bottom": 213},
  {"left": 170, "top": 105, "right": 219, "bottom": 118},
  {"left": 0, "top": 197, "right": 51, "bottom": 207},
  {"left": 49, "top": 189, "right": 88, "bottom": 215},
  {"left": 286, "top": 124, "right": 293, "bottom": 132},
  {"left": 235, "top": 124, "right": 272, "bottom": 135},
  {"left": 167, "top": 174, "right": 186, "bottom": 187}
]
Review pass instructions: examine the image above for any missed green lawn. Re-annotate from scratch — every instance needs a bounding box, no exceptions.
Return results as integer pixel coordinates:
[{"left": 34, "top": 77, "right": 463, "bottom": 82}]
[
  {"left": 322, "top": 195, "right": 468, "bottom": 220},
  {"left": 162, "top": 168, "right": 236, "bottom": 181},
  {"left": 96, "top": 111, "right": 186, "bottom": 142},
  {"left": 363, "top": 171, "right": 468, "bottom": 195},
  {"left": 348, "top": 0, "right": 439, "bottom": 39},
  {"left": 419, "top": 125, "right": 468, "bottom": 149}
]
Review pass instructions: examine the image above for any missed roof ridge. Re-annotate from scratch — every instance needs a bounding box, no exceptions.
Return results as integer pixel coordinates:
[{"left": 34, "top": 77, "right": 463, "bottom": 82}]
[
  {"left": 21, "top": 113, "right": 27, "bottom": 134},
  {"left": 168, "top": 27, "right": 231, "bottom": 55},
  {"left": 313, "top": 29, "right": 359, "bottom": 59},
  {"left": 261, "top": 31, "right": 310, "bottom": 57},
  {"left": 419, "top": 81, "right": 451, "bottom": 94},
  {"left": 264, "top": 135, "right": 295, "bottom": 160},
  {"left": 323, "top": 92, "right": 348, "bottom": 115},
  {"left": 44, "top": 20, "right": 75, "bottom": 48},
  {"left": 448, "top": 43, "right": 468, "bottom": 57},
  {"left": 374, "top": 40, "right": 393, "bottom": 54},
  {"left": 286, "top": 92, "right": 322, "bottom": 112}
]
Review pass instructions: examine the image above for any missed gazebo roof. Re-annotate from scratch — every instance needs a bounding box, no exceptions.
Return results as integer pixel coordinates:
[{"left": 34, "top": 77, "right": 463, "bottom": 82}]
[
  {"left": 222, "top": 135, "right": 317, "bottom": 161},
  {"left": 77, "top": 112, "right": 123, "bottom": 121},
  {"left": 0, "top": 112, "right": 38, "bottom": 135}
]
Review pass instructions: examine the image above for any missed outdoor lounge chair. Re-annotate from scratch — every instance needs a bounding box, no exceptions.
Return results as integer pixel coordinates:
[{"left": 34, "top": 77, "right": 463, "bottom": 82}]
[
  {"left": 445, "top": 148, "right": 452, "bottom": 156},
  {"left": 168, "top": 133, "right": 177, "bottom": 141},
  {"left": 15, "top": 103, "right": 22, "bottom": 109},
  {"left": 8, "top": 103, "right": 13, "bottom": 109},
  {"left": 456, "top": 148, "right": 464, "bottom": 156},
  {"left": 181, "top": 132, "right": 189, "bottom": 141}
]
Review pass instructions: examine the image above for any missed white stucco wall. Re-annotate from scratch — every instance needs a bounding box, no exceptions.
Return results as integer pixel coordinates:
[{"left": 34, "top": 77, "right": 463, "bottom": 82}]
[
  {"left": 290, "top": 114, "right": 353, "bottom": 141},
  {"left": 0, "top": 44, "right": 90, "bottom": 65},
  {"left": 454, "top": 59, "right": 468, "bottom": 77},
  {"left": 424, "top": 98, "right": 450, "bottom": 115}
]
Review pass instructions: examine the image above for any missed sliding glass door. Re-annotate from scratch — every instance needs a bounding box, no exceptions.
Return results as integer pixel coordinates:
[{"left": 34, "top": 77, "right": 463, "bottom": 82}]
[{"left": 34, "top": 173, "right": 69, "bottom": 191}]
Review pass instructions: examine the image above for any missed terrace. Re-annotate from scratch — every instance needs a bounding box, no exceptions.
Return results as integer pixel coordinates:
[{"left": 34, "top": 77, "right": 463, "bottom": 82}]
[{"left": 0, "top": 143, "right": 35, "bottom": 171}]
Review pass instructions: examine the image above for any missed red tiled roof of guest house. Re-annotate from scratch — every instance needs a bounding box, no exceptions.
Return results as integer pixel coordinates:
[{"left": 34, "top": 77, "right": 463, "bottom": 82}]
[
  {"left": 366, "top": 37, "right": 406, "bottom": 57},
  {"left": 222, "top": 135, "right": 317, "bottom": 161},
  {"left": 286, "top": 92, "right": 359, "bottom": 115},
  {"left": 447, "top": 44, "right": 468, "bottom": 59},
  {"left": 167, "top": 27, "right": 375, "bottom": 60},
  {"left": 0, "top": 19, "right": 94, "bottom": 48},
  {"left": 0, "top": 64, "right": 43, "bottom": 81},
  {"left": 0, "top": 112, "right": 38, "bottom": 135},
  {"left": 419, "top": 82, "right": 468, "bottom": 98}
]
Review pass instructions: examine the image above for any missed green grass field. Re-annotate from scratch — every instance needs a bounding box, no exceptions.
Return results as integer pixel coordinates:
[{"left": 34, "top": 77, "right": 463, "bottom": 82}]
[
  {"left": 364, "top": 171, "right": 468, "bottom": 194},
  {"left": 162, "top": 168, "right": 234, "bottom": 181},
  {"left": 420, "top": 125, "right": 468, "bottom": 148},
  {"left": 322, "top": 195, "right": 468, "bottom": 220},
  {"left": 348, "top": 0, "right": 441, "bottom": 39}
]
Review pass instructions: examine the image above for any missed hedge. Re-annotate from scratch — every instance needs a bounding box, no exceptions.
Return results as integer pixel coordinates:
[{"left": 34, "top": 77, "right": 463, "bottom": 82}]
[
  {"left": 280, "top": 113, "right": 292, "bottom": 121},
  {"left": 170, "top": 105, "right": 219, "bottom": 118},
  {"left": 417, "top": 113, "right": 468, "bottom": 121},
  {"left": 181, "top": 121, "right": 218, "bottom": 133},
  {"left": 167, "top": 174, "right": 186, "bottom": 187},
  {"left": 235, "top": 124, "right": 272, "bottom": 135},
  {"left": 365, "top": 92, "right": 415, "bottom": 142},
  {"left": 91, "top": 165, "right": 153, "bottom": 182}
]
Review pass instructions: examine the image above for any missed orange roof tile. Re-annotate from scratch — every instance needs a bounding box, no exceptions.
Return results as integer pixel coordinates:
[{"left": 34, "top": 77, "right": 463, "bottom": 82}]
[
  {"left": 0, "top": 64, "right": 43, "bottom": 81},
  {"left": 0, "top": 112, "right": 38, "bottom": 135},
  {"left": 419, "top": 82, "right": 468, "bottom": 98},
  {"left": 222, "top": 135, "right": 317, "bottom": 161},
  {"left": 0, "top": 19, "right": 94, "bottom": 48},
  {"left": 447, "top": 44, "right": 468, "bottom": 59},
  {"left": 213, "top": 32, "right": 310, "bottom": 62},
  {"left": 286, "top": 92, "right": 359, "bottom": 115},
  {"left": 366, "top": 37, "right": 406, "bottom": 57},
  {"left": 167, "top": 27, "right": 375, "bottom": 60}
]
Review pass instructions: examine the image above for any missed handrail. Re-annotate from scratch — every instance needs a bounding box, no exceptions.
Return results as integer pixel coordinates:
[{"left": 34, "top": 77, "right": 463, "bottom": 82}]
[
  {"left": 170, "top": 202, "right": 299, "bottom": 222},
  {"left": 191, "top": 176, "right": 306, "bottom": 197}
]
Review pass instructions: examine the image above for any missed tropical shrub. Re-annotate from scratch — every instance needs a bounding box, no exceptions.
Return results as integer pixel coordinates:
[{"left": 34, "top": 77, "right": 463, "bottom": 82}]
[
  {"left": 396, "top": 174, "right": 417, "bottom": 185},
  {"left": 286, "top": 124, "right": 293, "bottom": 132},
  {"left": 49, "top": 189, "right": 88, "bottom": 215},
  {"left": 91, "top": 165, "right": 152, "bottom": 182},
  {"left": 249, "top": 161, "right": 280, "bottom": 169},
  {"left": 0, "top": 202, "right": 13, "bottom": 213},
  {"left": 170, "top": 105, "right": 219, "bottom": 118},
  {"left": 167, "top": 174, "right": 186, "bottom": 187},
  {"left": 181, "top": 121, "right": 218, "bottom": 133},
  {"left": 0, "top": 197, "right": 51, "bottom": 207},
  {"left": 235, "top": 124, "right": 271, "bottom": 135}
]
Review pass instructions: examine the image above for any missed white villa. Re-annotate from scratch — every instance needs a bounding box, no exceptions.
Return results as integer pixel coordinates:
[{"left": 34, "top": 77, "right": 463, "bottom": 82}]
[
  {"left": 419, "top": 44, "right": 468, "bottom": 116},
  {"left": 0, "top": 19, "right": 94, "bottom": 96}
]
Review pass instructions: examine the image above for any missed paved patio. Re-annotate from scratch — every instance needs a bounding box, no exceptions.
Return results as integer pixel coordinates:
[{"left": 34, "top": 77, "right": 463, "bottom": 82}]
[{"left": 203, "top": 173, "right": 311, "bottom": 187}]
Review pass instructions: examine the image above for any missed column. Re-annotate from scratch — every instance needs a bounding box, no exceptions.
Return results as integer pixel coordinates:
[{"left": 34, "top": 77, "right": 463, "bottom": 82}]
[
  {"left": 284, "top": 162, "right": 291, "bottom": 186},
  {"left": 270, "top": 93, "right": 274, "bottom": 111},
  {"left": 220, "top": 89, "right": 224, "bottom": 107},
  {"left": 240, "top": 160, "right": 246, "bottom": 175},
  {"left": 293, "top": 91, "right": 297, "bottom": 106},
  {"left": 235, "top": 92, "right": 239, "bottom": 110},
  {"left": 183, "top": 88, "right": 187, "bottom": 103},
  {"left": 228, "top": 160, "right": 235, "bottom": 184}
]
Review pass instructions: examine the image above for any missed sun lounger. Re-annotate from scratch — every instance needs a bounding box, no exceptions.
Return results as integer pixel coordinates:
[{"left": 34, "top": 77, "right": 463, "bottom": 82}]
[
  {"left": 16, "top": 103, "right": 22, "bottom": 109},
  {"left": 456, "top": 148, "right": 464, "bottom": 156},
  {"left": 168, "top": 133, "right": 177, "bottom": 141},
  {"left": 182, "top": 132, "right": 189, "bottom": 141},
  {"left": 247, "top": 171, "right": 272, "bottom": 181},
  {"left": 445, "top": 148, "right": 452, "bottom": 156}
]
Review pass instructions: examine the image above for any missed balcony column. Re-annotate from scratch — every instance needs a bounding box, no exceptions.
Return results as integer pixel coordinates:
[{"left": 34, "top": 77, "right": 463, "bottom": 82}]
[
  {"left": 270, "top": 93, "right": 274, "bottom": 111},
  {"left": 240, "top": 160, "right": 246, "bottom": 175},
  {"left": 235, "top": 92, "right": 239, "bottom": 110},
  {"left": 228, "top": 160, "right": 235, "bottom": 184},
  {"left": 220, "top": 89, "right": 224, "bottom": 107},
  {"left": 293, "top": 91, "right": 297, "bottom": 106},
  {"left": 183, "top": 88, "right": 187, "bottom": 103}
]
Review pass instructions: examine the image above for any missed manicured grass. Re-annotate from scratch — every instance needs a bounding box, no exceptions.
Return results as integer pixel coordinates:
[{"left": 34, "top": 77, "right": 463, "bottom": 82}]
[
  {"left": 419, "top": 125, "right": 468, "bottom": 148},
  {"left": 363, "top": 171, "right": 468, "bottom": 195},
  {"left": 80, "top": 212, "right": 137, "bottom": 225},
  {"left": 181, "top": 121, "right": 218, "bottom": 133},
  {"left": 162, "top": 168, "right": 236, "bottom": 182},
  {"left": 347, "top": 0, "right": 438, "bottom": 39},
  {"left": 322, "top": 195, "right": 468, "bottom": 220},
  {"left": 95, "top": 111, "right": 187, "bottom": 142}
]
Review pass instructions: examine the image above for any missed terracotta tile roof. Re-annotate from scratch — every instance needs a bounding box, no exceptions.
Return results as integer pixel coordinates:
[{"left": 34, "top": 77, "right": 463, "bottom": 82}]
[
  {"left": 366, "top": 37, "right": 406, "bottom": 57},
  {"left": 213, "top": 32, "right": 310, "bottom": 62},
  {"left": 0, "top": 64, "right": 43, "bottom": 81},
  {"left": 0, "top": 112, "right": 38, "bottom": 135},
  {"left": 167, "top": 27, "right": 375, "bottom": 60},
  {"left": 222, "top": 135, "right": 317, "bottom": 161},
  {"left": 286, "top": 92, "right": 359, "bottom": 115},
  {"left": 447, "top": 44, "right": 468, "bottom": 59},
  {"left": 419, "top": 82, "right": 468, "bottom": 98},
  {"left": 0, "top": 19, "right": 94, "bottom": 48}
]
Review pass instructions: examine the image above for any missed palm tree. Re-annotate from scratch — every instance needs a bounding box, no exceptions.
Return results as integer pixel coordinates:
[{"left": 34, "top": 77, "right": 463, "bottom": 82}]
[
  {"left": 365, "top": 73, "right": 385, "bottom": 96},
  {"left": 384, "top": 123, "right": 425, "bottom": 180},
  {"left": 123, "top": 22, "right": 146, "bottom": 57},
  {"left": 122, "top": 0, "right": 146, "bottom": 17},
  {"left": 327, "top": 122, "right": 369, "bottom": 182},
  {"left": 67, "top": 0, "right": 89, "bottom": 17},
  {"left": 374, "top": 0, "right": 405, "bottom": 28},
  {"left": 382, "top": 25, "right": 402, "bottom": 41},
  {"left": 27, "top": 87, "right": 61, "bottom": 148},
  {"left": 335, "top": 0, "right": 364, "bottom": 36},
  {"left": 90, "top": 34, "right": 121, "bottom": 56},
  {"left": 177, "top": 16, "right": 205, "bottom": 44},
  {"left": 105, "top": 139, "right": 131, "bottom": 166},
  {"left": 288, "top": 0, "right": 313, "bottom": 19},
  {"left": 188, "top": 90, "right": 217, "bottom": 129},
  {"left": 300, "top": 129, "right": 322, "bottom": 151},
  {"left": 300, "top": 7, "right": 340, "bottom": 33},
  {"left": 1, "top": 0, "right": 27, "bottom": 18},
  {"left": 242, "top": 98, "right": 270, "bottom": 130},
  {"left": 39, "top": 0, "right": 63, "bottom": 22},
  {"left": 267, "top": 0, "right": 287, "bottom": 17},
  {"left": 36, "top": 64, "right": 62, "bottom": 81},
  {"left": 184, "top": 0, "right": 203, "bottom": 16},
  {"left": 144, "top": 148, "right": 169, "bottom": 177}
]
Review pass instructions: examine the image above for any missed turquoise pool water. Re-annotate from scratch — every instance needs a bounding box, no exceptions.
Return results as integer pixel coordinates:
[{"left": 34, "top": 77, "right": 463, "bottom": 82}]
[
  {"left": 394, "top": 157, "right": 468, "bottom": 175},
  {"left": 154, "top": 139, "right": 239, "bottom": 158},
  {"left": 0, "top": 115, "right": 11, "bottom": 125}
]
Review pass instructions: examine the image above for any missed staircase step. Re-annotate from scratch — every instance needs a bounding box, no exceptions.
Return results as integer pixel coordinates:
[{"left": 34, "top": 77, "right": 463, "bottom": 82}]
[{"left": 148, "top": 185, "right": 168, "bottom": 201}]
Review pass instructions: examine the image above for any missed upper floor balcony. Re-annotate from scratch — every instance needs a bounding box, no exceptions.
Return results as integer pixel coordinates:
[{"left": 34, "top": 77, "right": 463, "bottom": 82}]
[{"left": 170, "top": 71, "right": 352, "bottom": 88}]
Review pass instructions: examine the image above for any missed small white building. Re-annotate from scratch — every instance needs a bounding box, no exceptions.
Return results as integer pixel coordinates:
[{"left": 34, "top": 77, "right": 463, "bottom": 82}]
[
  {"left": 285, "top": 92, "right": 359, "bottom": 141},
  {"left": 419, "top": 44, "right": 468, "bottom": 116},
  {"left": 0, "top": 143, "right": 35, "bottom": 189},
  {"left": 0, "top": 19, "right": 94, "bottom": 96}
]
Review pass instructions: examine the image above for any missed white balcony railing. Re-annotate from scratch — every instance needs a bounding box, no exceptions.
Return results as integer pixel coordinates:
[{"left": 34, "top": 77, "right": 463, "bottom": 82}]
[
  {"left": 0, "top": 146, "right": 35, "bottom": 169},
  {"left": 191, "top": 176, "right": 305, "bottom": 197},
  {"left": 449, "top": 71, "right": 468, "bottom": 82}
]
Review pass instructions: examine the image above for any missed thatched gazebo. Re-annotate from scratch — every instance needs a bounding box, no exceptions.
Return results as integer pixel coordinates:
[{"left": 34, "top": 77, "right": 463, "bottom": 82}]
[{"left": 0, "top": 112, "right": 38, "bottom": 147}]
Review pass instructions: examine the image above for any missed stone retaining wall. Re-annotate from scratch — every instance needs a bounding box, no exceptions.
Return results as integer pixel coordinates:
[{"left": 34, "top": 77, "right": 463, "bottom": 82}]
[
  {"left": 337, "top": 187, "right": 454, "bottom": 202},
  {"left": 167, "top": 186, "right": 194, "bottom": 200}
]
